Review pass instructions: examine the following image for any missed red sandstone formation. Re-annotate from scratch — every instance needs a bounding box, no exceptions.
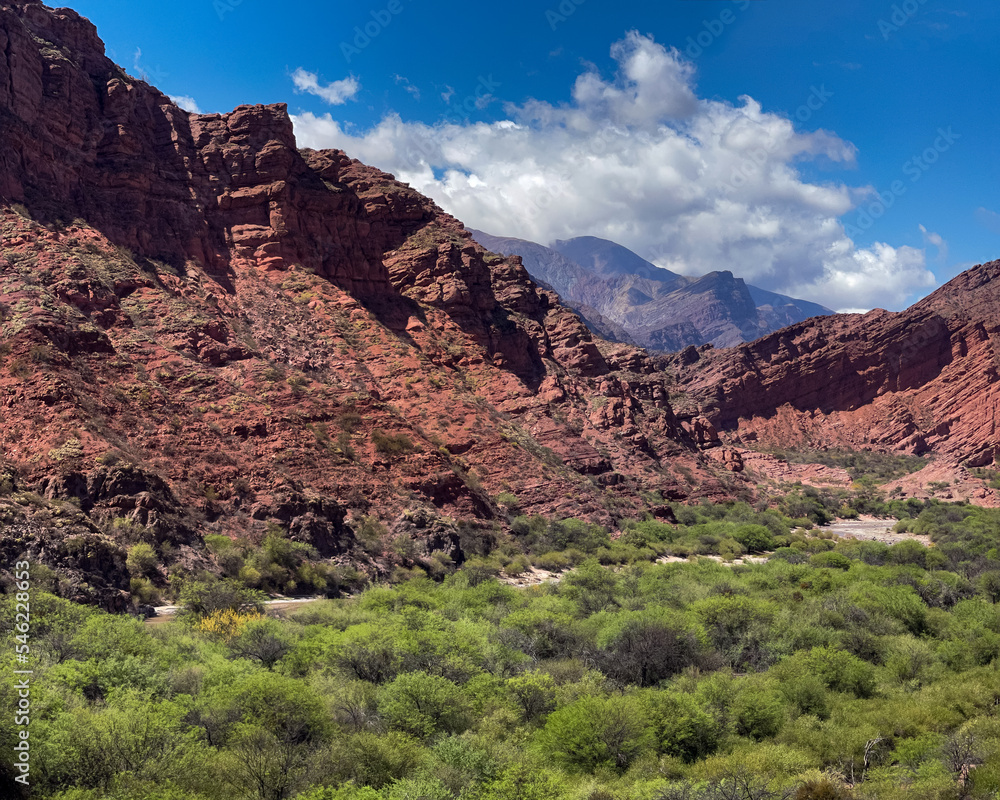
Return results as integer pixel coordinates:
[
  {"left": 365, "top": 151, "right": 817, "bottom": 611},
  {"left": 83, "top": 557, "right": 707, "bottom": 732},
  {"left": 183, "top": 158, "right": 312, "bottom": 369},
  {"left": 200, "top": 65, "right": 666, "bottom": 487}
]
[
  {"left": 0, "top": 0, "right": 727, "bottom": 605},
  {"left": 672, "top": 260, "right": 1000, "bottom": 478}
]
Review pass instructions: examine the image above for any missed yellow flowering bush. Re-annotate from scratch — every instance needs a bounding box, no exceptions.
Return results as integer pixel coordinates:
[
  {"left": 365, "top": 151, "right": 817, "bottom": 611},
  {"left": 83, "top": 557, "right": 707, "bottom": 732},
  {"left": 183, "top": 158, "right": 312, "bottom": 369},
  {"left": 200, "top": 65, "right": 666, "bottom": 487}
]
[{"left": 195, "top": 608, "right": 263, "bottom": 642}]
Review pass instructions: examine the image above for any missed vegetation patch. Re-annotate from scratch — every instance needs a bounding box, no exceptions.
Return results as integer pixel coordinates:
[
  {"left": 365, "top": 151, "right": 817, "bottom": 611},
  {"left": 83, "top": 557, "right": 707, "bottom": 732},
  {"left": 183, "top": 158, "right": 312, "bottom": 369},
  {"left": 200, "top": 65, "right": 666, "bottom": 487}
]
[
  {"left": 5, "top": 499, "right": 1000, "bottom": 799},
  {"left": 766, "top": 447, "right": 930, "bottom": 483}
]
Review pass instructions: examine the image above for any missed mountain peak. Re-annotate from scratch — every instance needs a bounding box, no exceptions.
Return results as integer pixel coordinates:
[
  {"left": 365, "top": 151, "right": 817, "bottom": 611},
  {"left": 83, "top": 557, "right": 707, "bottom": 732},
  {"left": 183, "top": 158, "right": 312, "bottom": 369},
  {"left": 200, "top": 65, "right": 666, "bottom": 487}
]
[
  {"left": 552, "top": 236, "right": 681, "bottom": 282},
  {"left": 474, "top": 231, "right": 832, "bottom": 351}
]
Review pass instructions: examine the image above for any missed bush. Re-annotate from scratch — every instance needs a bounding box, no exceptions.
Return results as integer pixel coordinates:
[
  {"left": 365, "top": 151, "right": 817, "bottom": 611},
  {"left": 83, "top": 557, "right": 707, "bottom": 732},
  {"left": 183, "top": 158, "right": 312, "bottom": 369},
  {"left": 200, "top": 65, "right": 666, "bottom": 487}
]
[
  {"left": 125, "top": 543, "right": 158, "bottom": 577},
  {"left": 379, "top": 671, "right": 469, "bottom": 738},
  {"left": 372, "top": 429, "right": 416, "bottom": 456},
  {"left": 732, "top": 685, "right": 786, "bottom": 740},
  {"left": 645, "top": 691, "right": 720, "bottom": 762},
  {"left": 809, "top": 551, "right": 853, "bottom": 570},
  {"left": 540, "top": 695, "right": 651, "bottom": 773},
  {"left": 598, "top": 617, "right": 705, "bottom": 687},
  {"left": 732, "top": 524, "right": 776, "bottom": 553},
  {"left": 328, "top": 731, "right": 424, "bottom": 789},
  {"left": 178, "top": 578, "right": 266, "bottom": 619},
  {"left": 496, "top": 492, "right": 520, "bottom": 512}
]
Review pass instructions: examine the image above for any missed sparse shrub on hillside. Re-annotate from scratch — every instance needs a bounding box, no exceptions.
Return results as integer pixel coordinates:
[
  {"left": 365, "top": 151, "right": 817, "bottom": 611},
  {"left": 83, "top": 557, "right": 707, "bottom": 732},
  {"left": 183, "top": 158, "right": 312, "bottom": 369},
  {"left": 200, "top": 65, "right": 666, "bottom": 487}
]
[
  {"left": 95, "top": 449, "right": 123, "bottom": 466},
  {"left": 496, "top": 492, "right": 520, "bottom": 512},
  {"left": 510, "top": 515, "right": 610, "bottom": 555},
  {"left": 7, "top": 358, "right": 30, "bottom": 378},
  {"left": 28, "top": 343, "right": 51, "bottom": 363},
  {"left": 339, "top": 410, "right": 363, "bottom": 432},
  {"left": 48, "top": 437, "right": 84, "bottom": 461},
  {"left": 767, "top": 447, "right": 929, "bottom": 483},
  {"left": 372, "top": 428, "right": 416, "bottom": 456},
  {"left": 971, "top": 467, "right": 1000, "bottom": 489}
]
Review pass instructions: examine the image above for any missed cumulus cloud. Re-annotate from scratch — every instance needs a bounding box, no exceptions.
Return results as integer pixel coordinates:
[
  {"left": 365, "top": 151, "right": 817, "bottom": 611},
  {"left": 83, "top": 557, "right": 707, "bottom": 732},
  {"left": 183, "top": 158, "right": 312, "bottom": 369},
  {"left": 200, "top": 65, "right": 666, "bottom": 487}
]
[
  {"left": 291, "top": 32, "right": 936, "bottom": 311},
  {"left": 291, "top": 68, "right": 360, "bottom": 105},
  {"left": 170, "top": 95, "right": 203, "bottom": 114}
]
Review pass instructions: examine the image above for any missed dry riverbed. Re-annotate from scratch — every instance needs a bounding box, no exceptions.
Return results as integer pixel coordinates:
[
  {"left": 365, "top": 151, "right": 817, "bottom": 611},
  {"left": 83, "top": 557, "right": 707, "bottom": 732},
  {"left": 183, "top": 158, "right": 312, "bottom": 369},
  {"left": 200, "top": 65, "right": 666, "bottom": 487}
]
[
  {"left": 144, "top": 596, "right": 323, "bottom": 625},
  {"left": 826, "top": 516, "right": 931, "bottom": 546}
]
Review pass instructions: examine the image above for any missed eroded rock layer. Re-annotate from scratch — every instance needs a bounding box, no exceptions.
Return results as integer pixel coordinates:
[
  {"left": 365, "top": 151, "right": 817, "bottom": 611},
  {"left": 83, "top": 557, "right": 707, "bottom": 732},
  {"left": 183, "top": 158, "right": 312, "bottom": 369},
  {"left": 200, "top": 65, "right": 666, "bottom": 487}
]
[{"left": 672, "top": 260, "right": 1000, "bottom": 469}]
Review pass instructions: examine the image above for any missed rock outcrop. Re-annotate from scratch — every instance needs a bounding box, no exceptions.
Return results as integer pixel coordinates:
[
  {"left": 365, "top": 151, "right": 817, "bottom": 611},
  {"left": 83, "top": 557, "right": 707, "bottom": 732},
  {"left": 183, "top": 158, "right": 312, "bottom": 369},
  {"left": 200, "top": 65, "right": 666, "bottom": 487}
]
[{"left": 671, "top": 260, "right": 1000, "bottom": 469}]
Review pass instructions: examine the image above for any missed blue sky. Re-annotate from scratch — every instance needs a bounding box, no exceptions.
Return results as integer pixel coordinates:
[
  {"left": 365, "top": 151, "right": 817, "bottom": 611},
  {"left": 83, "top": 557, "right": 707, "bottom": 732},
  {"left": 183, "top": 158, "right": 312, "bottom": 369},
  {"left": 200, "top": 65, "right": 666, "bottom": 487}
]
[{"left": 71, "top": 0, "right": 999, "bottom": 311}]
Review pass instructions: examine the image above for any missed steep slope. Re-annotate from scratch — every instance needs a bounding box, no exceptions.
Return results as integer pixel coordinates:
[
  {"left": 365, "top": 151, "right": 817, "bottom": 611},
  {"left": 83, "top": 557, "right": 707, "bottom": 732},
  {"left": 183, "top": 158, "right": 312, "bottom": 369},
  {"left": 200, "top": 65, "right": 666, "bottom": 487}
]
[
  {"left": 671, "top": 259, "right": 1000, "bottom": 472},
  {"left": 0, "top": 1, "right": 733, "bottom": 605},
  {"left": 470, "top": 231, "right": 833, "bottom": 351}
]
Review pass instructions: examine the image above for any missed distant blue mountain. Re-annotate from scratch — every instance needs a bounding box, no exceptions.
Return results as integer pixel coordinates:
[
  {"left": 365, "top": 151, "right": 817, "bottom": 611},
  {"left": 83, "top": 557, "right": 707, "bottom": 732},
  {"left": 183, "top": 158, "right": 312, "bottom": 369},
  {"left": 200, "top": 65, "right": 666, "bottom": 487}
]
[{"left": 470, "top": 231, "right": 833, "bottom": 351}]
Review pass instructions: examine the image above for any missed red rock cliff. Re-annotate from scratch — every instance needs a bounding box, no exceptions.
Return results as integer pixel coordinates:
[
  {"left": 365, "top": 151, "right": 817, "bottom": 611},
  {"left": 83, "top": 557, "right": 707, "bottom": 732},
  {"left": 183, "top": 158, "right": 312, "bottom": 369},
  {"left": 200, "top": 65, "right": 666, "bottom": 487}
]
[
  {"left": 672, "top": 260, "right": 1000, "bottom": 468},
  {"left": 0, "top": 1, "right": 722, "bottom": 605}
]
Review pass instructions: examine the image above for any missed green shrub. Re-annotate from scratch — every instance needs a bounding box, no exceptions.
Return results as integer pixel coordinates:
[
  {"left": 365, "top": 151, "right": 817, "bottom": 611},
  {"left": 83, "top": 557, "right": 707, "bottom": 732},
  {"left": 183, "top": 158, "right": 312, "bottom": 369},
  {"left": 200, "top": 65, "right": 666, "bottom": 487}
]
[
  {"left": 540, "top": 695, "right": 651, "bottom": 773},
  {"left": 125, "top": 543, "right": 158, "bottom": 577},
  {"left": 372, "top": 429, "right": 416, "bottom": 456},
  {"left": 379, "top": 671, "right": 469, "bottom": 738}
]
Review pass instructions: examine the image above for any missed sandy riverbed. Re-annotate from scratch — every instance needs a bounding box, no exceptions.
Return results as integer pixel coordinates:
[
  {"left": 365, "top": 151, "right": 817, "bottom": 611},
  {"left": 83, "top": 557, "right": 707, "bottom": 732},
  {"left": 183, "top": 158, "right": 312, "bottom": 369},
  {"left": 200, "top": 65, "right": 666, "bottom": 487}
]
[{"left": 826, "top": 516, "right": 931, "bottom": 546}]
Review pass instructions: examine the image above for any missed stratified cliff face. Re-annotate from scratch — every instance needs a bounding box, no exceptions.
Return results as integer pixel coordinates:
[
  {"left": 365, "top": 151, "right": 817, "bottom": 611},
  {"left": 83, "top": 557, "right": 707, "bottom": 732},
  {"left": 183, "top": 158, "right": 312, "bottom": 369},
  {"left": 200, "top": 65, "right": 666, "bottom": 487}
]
[
  {"left": 0, "top": 1, "right": 726, "bottom": 606},
  {"left": 672, "top": 260, "right": 1000, "bottom": 469},
  {"left": 0, "top": 1, "right": 388, "bottom": 293}
]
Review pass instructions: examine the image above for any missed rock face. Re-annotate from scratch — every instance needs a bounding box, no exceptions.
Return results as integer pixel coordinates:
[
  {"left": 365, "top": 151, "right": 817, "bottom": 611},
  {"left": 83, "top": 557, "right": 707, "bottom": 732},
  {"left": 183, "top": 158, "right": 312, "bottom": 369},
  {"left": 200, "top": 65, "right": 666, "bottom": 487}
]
[
  {"left": 470, "top": 231, "right": 832, "bottom": 351},
  {"left": 671, "top": 260, "right": 1000, "bottom": 469},
  {"left": 0, "top": 1, "right": 732, "bottom": 601}
]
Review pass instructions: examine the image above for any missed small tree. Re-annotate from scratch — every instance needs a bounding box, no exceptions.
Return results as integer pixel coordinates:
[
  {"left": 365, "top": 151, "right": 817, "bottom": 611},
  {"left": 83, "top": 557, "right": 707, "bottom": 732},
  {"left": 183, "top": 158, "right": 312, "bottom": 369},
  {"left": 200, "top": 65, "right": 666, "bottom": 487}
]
[
  {"left": 126, "top": 543, "right": 158, "bottom": 577},
  {"left": 379, "top": 672, "right": 468, "bottom": 738},
  {"left": 179, "top": 578, "right": 266, "bottom": 620},
  {"left": 540, "top": 695, "right": 651, "bottom": 773}
]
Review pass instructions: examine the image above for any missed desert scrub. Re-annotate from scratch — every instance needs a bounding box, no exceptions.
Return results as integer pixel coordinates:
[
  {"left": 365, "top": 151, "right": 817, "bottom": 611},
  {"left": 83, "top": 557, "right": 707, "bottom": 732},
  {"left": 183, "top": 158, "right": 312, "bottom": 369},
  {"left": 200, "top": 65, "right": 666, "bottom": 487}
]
[
  {"left": 48, "top": 438, "right": 84, "bottom": 461},
  {"left": 372, "top": 428, "right": 416, "bottom": 456}
]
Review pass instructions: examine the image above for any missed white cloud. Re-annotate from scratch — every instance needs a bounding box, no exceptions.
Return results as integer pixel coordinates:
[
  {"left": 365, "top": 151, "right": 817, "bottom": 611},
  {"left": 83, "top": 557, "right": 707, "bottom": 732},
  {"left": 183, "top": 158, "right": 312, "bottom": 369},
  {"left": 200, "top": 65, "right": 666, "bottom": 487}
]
[
  {"left": 394, "top": 74, "right": 421, "bottom": 101},
  {"left": 919, "top": 224, "right": 948, "bottom": 264},
  {"left": 291, "top": 68, "right": 360, "bottom": 106},
  {"left": 291, "top": 32, "right": 936, "bottom": 312},
  {"left": 170, "top": 95, "right": 203, "bottom": 114},
  {"left": 132, "top": 47, "right": 146, "bottom": 81}
]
